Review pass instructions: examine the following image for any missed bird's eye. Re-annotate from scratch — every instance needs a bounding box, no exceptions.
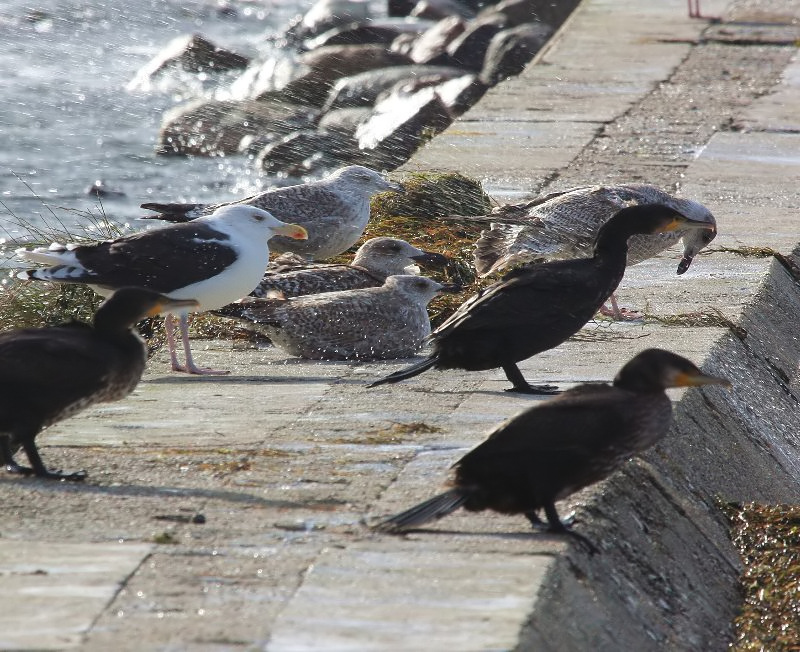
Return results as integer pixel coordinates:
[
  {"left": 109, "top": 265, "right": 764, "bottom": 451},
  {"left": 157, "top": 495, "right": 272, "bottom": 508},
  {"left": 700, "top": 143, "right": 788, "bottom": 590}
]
[{"left": 253, "top": 213, "right": 264, "bottom": 222}]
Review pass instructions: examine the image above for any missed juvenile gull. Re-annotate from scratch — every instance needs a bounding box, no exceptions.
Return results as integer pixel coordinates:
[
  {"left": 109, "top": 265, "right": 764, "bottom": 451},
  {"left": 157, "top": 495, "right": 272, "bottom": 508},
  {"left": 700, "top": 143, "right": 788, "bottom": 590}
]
[
  {"left": 252, "top": 237, "right": 448, "bottom": 298},
  {"left": 141, "top": 165, "right": 404, "bottom": 260},
  {"left": 0, "top": 288, "right": 199, "bottom": 481},
  {"left": 374, "top": 349, "right": 729, "bottom": 552},
  {"left": 471, "top": 184, "right": 717, "bottom": 278},
  {"left": 370, "top": 205, "right": 715, "bottom": 393},
  {"left": 215, "top": 275, "right": 460, "bottom": 360},
  {"left": 16, "top": 205, "right": 308, "bottom": 375},
  {"left": 466, "top": 184, "right": 717, "bottom": 317}
]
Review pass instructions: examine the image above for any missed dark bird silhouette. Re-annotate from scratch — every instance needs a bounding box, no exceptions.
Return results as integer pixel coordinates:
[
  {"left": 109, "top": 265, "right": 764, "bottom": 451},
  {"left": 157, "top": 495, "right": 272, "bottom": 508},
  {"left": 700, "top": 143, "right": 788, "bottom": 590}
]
[
  {"left": 369, "top": 204, "right": 715, "bottom": 393},
  {"left": 373, "top": 348, "right": 730, "bottom": 550},
  {"left": 0, "top": 288, "right": 199, "bottom": 481}
]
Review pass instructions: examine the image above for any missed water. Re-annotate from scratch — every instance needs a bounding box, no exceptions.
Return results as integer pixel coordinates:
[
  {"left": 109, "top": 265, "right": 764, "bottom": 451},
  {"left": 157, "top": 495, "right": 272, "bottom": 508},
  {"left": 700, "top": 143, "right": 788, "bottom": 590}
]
[{"left": 0, "top": 0, "right": 310, "bottom": 238}]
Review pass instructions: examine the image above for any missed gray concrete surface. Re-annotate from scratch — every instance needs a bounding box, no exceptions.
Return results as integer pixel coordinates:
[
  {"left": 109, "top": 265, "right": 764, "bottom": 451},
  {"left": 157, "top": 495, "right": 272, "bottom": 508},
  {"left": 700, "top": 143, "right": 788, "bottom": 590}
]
[{"left": 2, "top": 0, "right": 800, "bottom": 649}]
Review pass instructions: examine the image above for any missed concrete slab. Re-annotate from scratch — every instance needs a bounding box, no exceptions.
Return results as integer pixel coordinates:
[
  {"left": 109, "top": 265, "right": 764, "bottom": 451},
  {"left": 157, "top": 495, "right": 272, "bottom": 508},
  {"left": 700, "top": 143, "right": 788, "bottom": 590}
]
[
  {"left": 737, "top": 50, "right": 800, "bottom": 132},
  {"left": 265, "top": 544, "right": 550, "bottom": 652},
  {"left": 684, "top": 131, "right": 800, "bottom": 252},
  {"left": 0, "top": 541, "right": 151, "bottom": 650}
]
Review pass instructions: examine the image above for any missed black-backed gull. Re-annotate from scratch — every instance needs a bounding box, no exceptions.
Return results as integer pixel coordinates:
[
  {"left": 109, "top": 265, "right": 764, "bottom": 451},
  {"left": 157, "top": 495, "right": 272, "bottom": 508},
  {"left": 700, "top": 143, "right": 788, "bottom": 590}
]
[{"left": 16, "top": 205, "right": 307, "bottom": 375}]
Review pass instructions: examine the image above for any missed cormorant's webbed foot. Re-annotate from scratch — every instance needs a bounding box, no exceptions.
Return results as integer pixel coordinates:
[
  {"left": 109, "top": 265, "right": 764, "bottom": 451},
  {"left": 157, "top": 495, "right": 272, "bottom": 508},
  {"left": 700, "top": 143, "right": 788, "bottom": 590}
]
[
  {"left": 21, "top": 441, "right": 88, "bottom": 481},
  {"left": 5, "top": 460, "right": 36, "bottom": 476},
  {"left": 542, "top": 502, "right": 598, "bottom": 555},
  {"left": 5, "top": 461, "right": 87, "bottom": 481},
  {"left": 505, "top": 384, "right": 560, "bottom": 395},
  {"left": 502, "top": 364, "right": 560, "bottom": 395}
]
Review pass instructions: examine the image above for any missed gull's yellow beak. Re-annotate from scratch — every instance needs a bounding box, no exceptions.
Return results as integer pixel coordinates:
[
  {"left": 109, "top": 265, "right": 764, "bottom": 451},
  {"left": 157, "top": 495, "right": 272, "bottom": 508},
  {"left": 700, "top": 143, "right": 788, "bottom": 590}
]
[{"left": 275, "top": 224, "right": 308, "bottom": 240}]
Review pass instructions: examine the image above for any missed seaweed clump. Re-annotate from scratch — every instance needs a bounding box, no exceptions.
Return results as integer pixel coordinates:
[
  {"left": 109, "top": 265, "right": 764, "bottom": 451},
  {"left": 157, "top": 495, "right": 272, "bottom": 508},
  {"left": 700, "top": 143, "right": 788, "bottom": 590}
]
[
  {"left": 727, "top": 502, "right": 800, "bottom": 651},
  {"left": 364, "top": 170, "right": 495, "bottom": 326}
]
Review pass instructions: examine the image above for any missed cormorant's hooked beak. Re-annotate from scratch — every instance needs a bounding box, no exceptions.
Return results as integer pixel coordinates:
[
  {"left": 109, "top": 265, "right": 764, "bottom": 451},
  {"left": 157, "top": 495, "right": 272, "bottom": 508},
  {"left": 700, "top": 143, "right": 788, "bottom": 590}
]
[
  {"left": 437, "top": 282, "right": 463, "bottom": 294},
  {"left": 411, "top": 251, "right": 449, "bottom": 269},
  {"left": 275, "top": 224, "right": 309, "bottom": 240},
  {"left": 675, "top": 370, "right": 731, "bottom": 388}
]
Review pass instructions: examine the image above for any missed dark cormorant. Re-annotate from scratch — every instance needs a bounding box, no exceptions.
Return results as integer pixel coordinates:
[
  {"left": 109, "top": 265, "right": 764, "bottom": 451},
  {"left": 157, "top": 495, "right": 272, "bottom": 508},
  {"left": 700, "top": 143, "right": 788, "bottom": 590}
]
[
  {"left": 369, "top": 204, "right": 715, "bottom": 393},
  {"left": 0, "top": 288, "right": 199, "bottom": 481},
  {"left": 373, "top": 348, "right": 730, "bottom": 550}
]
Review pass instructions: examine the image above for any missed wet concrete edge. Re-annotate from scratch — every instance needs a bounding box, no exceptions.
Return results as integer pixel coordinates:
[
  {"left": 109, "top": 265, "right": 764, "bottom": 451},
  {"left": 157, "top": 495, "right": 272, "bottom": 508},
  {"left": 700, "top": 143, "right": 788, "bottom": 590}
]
[{"left": 516, "top": 252, "right": 800, "bottom": 651}]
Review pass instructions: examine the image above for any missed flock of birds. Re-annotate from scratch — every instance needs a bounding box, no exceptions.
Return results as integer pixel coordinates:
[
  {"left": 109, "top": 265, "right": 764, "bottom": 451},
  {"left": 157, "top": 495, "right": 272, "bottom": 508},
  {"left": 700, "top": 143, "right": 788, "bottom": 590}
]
[{"left": 1, "top": 164, "right": 730, "bottom": 549}]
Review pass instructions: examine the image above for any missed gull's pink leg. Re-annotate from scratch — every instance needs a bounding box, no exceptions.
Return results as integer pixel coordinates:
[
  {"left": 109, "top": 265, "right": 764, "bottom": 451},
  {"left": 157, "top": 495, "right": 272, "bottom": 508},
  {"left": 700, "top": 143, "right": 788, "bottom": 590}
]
[
  {"left": 178, "top": 313, "right": 230, "bottom": 375},
  {"left": 598, "top": 293, "right": 642, "bottom": 321},
  {"left": 164, "top": 314, "right": 184, "bottom": 371}
]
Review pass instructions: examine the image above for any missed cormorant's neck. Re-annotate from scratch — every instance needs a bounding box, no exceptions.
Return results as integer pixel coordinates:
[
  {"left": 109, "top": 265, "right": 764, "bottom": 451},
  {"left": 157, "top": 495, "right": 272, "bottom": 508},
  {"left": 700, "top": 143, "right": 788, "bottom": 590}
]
[{"left": 93, "top": 308, "right": 137, "bottom": 339}]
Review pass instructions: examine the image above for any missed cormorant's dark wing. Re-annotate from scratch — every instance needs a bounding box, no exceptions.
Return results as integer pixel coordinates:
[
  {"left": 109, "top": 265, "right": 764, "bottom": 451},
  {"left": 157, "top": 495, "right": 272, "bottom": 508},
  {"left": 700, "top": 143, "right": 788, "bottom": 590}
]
[
  {"left": 0, "top": 327, "right": 114, "bottom": 390},
  {"left": 455, "top": 389, "right": 633, "bottom": 478},
  {"left": 71, "top": 223, "right": 240, "bottom": 293},
  {"left": 433, "top": 259, "right": 597, "bottom": 337}
]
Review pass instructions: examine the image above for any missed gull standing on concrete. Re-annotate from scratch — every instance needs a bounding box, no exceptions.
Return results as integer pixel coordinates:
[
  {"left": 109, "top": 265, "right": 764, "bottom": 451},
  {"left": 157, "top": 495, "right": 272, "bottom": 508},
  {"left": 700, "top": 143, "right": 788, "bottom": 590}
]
[
  {"left": 252, "top": 237, "right": 448, "bottom": 298},
  {"left": 17, "top": 205, "right": 308, "bottom": 375},
  {"left": 215, "top": 275, "right": 460, "bottom": 360},
  {"left": 141, "top": 165, "right": 404, "bottom": 260},
  {"left": 464, "top": 184, "right": 717, "bottom": 317}
]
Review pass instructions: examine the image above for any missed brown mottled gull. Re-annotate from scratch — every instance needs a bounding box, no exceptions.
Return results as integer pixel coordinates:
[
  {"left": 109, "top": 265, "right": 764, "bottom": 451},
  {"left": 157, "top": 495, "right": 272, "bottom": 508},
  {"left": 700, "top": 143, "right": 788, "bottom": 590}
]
[
  {"left": 252, "top": 237, "right": 448, "bottom": 298},
  {"left": 472, "top": 184, "right": 717, "bottom": 277},
  {"left": 141, "top": 165, "right": 404, "bottom": 260},
  {"left": 214, "top": 275, "right": 460, "bottom": 360}
]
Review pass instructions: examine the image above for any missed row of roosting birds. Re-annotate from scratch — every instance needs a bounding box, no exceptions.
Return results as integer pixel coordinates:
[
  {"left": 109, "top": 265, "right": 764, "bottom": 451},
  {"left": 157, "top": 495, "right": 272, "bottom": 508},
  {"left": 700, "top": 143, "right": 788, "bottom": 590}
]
[{"left": 1, "top": 164, "right": 729, "bottom": 550}]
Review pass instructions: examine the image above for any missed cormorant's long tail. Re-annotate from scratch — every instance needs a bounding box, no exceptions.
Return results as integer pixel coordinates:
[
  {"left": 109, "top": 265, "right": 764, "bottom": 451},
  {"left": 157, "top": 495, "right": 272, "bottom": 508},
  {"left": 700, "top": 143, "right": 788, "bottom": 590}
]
[
  {"left": 367, "top": 354, "right": 438, "bottom": 387},
  {"left": 373, "top": 488, "right": 469, "bottom": 533}
]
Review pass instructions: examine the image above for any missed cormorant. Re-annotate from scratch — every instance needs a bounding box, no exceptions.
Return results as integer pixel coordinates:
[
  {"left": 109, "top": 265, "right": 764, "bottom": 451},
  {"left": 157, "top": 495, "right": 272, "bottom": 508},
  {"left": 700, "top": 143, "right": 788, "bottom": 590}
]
[
  {"left": 140, "top": 165, "right": 404, "bottom": 260},
  {"left": 0, "top": 288, "right": 199, "bottom": 481},
  {"left": 369, "top": 203, "right": 715, "bottom": 393},
  {"left": 17, "top": 206, "right": 308, "bottom": 375},
  {"left": 373, "top": 348, "right": 730, "bottom": 550}
]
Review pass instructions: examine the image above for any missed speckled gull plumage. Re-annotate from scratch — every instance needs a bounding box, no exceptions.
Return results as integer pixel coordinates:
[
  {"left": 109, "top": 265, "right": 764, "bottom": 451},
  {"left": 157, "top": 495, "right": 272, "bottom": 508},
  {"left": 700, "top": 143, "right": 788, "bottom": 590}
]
[
  {"left": 252, "top": 237, "right": 448, "bottom": 298},
  {"left": 141, "top": 165, "right": 404, "bottom": 260},
  {"left": 472, "top": 184, "right": 717, "bottom": 277},
  {"left": 215, "top": 275, "right": 455, "bottom": 361}
]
